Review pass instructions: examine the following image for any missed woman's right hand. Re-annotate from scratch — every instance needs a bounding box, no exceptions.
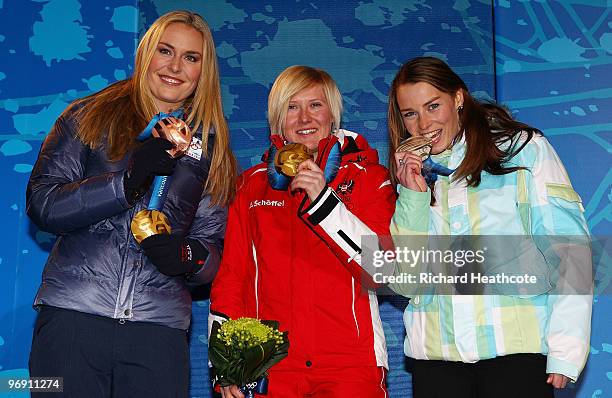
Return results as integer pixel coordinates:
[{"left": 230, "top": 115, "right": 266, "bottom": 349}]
[
  {"left": 394, "top": 152, "right": 427, "bottom": 192},
  {"left": 123, "top": 138, "right": 177, "bottom": 204},
  {"left": 130, "top": 137, "right": 178, "bottom": 176},
  {"left": 220, "top": 385, "right": 244, "bottom": 398}
]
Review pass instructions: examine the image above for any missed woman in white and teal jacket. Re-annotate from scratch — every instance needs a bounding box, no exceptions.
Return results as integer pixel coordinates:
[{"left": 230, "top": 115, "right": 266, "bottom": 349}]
[{"left": 386, "top": 57, "right": 591, "bottom": 398}]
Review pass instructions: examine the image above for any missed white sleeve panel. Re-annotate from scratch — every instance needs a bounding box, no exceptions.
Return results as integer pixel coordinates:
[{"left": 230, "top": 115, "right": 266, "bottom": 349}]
[{"left": 305, "top": 187, "right": 376, "bottom": 266}]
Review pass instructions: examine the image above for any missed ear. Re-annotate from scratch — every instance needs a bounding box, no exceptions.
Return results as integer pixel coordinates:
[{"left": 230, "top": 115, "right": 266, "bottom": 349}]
[{"left": 454, "top": 89, "right": 464, "bottom": 110}]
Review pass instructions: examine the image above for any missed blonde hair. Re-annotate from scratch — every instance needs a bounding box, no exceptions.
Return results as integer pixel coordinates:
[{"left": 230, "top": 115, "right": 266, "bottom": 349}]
[
  {"left": 70, "top": 10, "right": 236, "bottom": 205},
  {"left": 267, "top": 66, "right": 342, "bottom": 137}
]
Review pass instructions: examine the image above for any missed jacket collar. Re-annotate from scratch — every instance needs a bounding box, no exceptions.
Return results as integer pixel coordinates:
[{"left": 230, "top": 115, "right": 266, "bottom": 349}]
[{"left": 265, "top": 130, "right": 379, "bottom": 163}]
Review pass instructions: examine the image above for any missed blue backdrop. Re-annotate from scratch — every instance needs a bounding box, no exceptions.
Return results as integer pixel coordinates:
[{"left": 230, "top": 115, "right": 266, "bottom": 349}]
[{"left": 0, "top": 1, "right": 609, "bottom": 397}]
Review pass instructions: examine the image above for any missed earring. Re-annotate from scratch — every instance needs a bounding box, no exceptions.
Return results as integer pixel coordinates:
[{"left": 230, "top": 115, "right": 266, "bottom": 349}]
[{"left": 457, "top": 104, "right": 464, "bottom": 112}]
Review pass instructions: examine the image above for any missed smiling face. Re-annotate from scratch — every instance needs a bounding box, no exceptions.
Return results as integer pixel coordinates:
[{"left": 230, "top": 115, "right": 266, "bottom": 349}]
[
  {"left": 146, "top": 23, "right": 204, "bottom": 113},
  {"left": 396, "top": 82, "right": 463, "bottom": 154},
  {"left": 282, "top": 84, "right": 333, "bottom": 151}
]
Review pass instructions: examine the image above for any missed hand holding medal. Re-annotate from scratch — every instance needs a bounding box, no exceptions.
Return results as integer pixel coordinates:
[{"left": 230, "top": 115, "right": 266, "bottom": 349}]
[
  {"left": 130, "top": 113, "right": 193, "bottom": 244},
  {"left": 267, "top": 141, "right": 313, "bottom": 190},
  {"left": 395, "top": 135, "right": 455, "bottom": 191},
  {"left": 274, "top": 143, "right": 326, "bottom": 201},
  {"left": 151, "top": 116, "right": 192, "bottom": 158},
  {"left": 395, "top": 136, "right": 432, "bottom": 192},
  {"left": 274, "top": 143, "right": 313, "bottom": 177},
  {"left": 396, "top": 135, "right": 433, "bottom": 161}
]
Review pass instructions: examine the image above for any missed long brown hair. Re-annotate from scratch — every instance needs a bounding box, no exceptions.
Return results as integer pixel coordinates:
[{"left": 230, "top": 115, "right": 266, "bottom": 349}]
[
  {"left": 387, "top": 56, "right": 540, "bottom": 188},
  {"left": 67, "top": 10, "right": 236, "bottom": 205}
]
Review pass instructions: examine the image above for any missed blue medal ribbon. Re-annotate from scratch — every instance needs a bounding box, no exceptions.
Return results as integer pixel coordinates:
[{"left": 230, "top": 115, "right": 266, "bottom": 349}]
[
  {"left": 422, "top": 157, "right": 454, "bottom": 185},
  {"left": 147, "top": 174, "right": 170, "bottom": 211},
  {"left": 267, "top": 136, "right": 341, "bottom": 191},
  {"left": 239, "top": 376, "right": 269, "bottom": 397},
  {"left": 137, "top": 109, "right": 184, "bottom": 141},
  {"left": 138, "top": 110, "right": 184, "bottom": 211}
]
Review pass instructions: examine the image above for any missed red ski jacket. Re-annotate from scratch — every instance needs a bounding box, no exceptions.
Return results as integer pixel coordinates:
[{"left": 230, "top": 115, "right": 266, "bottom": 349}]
[{"left": 210, "top": 130, "right": 396, "bottom": 372}]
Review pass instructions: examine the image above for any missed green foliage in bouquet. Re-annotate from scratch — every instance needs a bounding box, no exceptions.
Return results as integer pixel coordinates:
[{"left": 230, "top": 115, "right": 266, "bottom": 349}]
[{"left": 209, "top": 318, "right": 290, "bottom": 387}]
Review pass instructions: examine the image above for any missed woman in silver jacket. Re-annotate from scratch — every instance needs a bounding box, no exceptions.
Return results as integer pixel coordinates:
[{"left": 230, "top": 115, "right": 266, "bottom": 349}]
[{"left": 26, "top": 11, "right": 236, "bottom": 398}]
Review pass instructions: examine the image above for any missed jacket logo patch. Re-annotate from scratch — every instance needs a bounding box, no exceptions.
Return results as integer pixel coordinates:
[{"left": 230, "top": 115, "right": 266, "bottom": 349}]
[
  {"left": 186, "top": 137, "right": 202, "bottom": 160},
  {"left": 336, "top": 179, "right": 354, "bottom": 196},
  {"left": 249, "top": 199, "right": 285, "bottom": 209},
  {"left": 335, "top": 179, "right": 355, "bottom": 210}
]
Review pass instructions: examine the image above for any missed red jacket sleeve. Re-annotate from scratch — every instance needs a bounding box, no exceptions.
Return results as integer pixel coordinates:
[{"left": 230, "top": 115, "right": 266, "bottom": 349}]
[{"left": 298, "top": 165, "right": 396, "bottom": 287}]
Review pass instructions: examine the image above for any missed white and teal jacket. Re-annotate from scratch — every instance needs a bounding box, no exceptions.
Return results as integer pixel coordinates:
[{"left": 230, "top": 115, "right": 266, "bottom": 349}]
[{"left": 390, "top": 133, "right": 592, "bottom": 381}]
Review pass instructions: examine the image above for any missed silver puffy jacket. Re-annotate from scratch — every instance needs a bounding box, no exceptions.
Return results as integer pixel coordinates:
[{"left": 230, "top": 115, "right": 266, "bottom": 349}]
[{"left": 26, "top": 107, "right": 226, "bottom": 330}]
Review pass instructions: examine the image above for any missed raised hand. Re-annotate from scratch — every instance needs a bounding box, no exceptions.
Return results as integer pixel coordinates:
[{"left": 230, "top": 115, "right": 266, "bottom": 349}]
[
  {"left": 290, "top": 159, "right": 326, "bottom": 201},
  {"left": 395, "top": 152, "right": 427, "bottom": 192},
  {"left": 123, "top": 138, "right": 178, "bottom": 203}
]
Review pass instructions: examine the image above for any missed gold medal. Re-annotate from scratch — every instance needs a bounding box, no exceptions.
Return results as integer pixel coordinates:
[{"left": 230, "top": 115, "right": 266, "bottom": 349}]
[
  {"left": 396, "top": 136, "right": 433, "bottom": 160},
  {"left": 130, "top": 209, "right": 172, "bottom": 244},
  {"left": 130, "top": 116, "right": 193, "bottom": 244},
  {"left": 274, "top": 143, "right": 313, "bottom": 177}
]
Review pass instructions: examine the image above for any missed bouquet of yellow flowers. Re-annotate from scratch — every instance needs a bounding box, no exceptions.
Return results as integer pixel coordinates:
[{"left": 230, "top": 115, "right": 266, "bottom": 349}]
[{"left": 209, "top": 317, "right": 289, "bottom": 396}]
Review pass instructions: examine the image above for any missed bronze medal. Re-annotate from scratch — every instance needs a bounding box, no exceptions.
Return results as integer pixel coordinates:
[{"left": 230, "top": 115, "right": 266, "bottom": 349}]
[
  {"left": 152, "top": 117, "right": 192, "bottom": 158},
  {"left": 396, "top": 136, "right": 433, "bottom": 160}
]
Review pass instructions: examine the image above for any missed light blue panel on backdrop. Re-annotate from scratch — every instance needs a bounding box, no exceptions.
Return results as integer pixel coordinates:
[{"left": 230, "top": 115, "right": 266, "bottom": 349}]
[{"left": 494, "top": 2, "right": 612, "bottom": 397}]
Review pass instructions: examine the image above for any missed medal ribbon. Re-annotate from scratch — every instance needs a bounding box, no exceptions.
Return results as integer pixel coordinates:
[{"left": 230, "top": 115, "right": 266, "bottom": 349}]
[
  {"left": 422, "top": 157, "right": 455, "bottom": 185},
  {"left": 137, "top": 110, "right": 184, "bottom": 211}
]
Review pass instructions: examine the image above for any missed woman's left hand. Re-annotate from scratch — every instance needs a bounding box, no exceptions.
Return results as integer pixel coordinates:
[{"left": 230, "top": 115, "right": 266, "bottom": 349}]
[
  {"left": 547, "top": 373, "right": 570, "bottom": 389},
  {"left": 290, "top": 159, "right": 326, "bottom": 201}
]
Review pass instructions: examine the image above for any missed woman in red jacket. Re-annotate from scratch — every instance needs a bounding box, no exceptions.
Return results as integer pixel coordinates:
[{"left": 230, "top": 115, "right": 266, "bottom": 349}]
[{"left": 211, "top": 65, "right": 396, "bottom": 397}]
